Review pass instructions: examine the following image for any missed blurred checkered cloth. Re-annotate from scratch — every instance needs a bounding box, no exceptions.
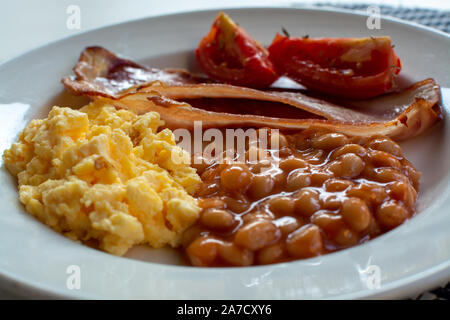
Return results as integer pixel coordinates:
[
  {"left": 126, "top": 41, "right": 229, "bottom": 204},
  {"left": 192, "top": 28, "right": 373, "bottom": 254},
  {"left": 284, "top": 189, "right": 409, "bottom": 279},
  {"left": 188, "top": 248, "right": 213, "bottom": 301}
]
[
  {"left": 315, "top": 3, "right": 450, "bottom": 33},
  {"left": 315, "top": 2, "right": 449, "bottom": 300}
]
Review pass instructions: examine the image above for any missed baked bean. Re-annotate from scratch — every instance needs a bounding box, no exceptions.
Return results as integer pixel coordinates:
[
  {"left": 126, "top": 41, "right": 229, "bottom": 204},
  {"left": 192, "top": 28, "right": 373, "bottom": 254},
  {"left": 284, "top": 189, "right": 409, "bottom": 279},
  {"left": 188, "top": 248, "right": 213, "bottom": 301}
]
[
  {"left": 200, "top": 208, "right": 235, "bottom": 230},
  {"left": 367, "top": 150, "right": 402, "bottom": 169},
  {"left": 322, "top": 195, "right": 342, "bottom": 211},
  {"left": 310, "top": 171, "right": 333, "bottom": 186},
  {"left": 200, "top": 167, "right": 219, "bottom": 182},
  {"left": 257, "top": 243, "right": 286, "bottom": 265},
  {"left": 197, "top": 183, "right": 220, "bottom": 197},
  {"left": 274, "top": 216, "right": 301, "bottom": 235},
  {"left": 272, "top": 170, "right": 287, "bottom": 188},
  {"left": 327, "top": 161, "right": 342, "bottom": 176},
  {"left": 366, "top": 217, "right": 382, "bottom": 237},
  {"left": 286, "top": 224, "right": 323, "bottom": 258},
  {"left": 220, "top": 164, "right": 253, "bottom": 191},
  {"left": 328, "top": 153, "right": 364, "bottom": 178},
  {"left": 334, "top": 228, "right": 359, "bottom": 247},
  {"left": 198, "top": 197, "right": 225, "bottom": 209},
  {"left": 234, "top": 219, "right": 281, "bottom": 251},
  {"left": 268, "top": 196, "right": 296, "bottom": 216},
  {"left": 249, "top": 159, "right": 271, "bottom": 174},
  {"left": 241, "top": 211, "right": 273, "bottom": 224},
  {"left": 331, "top": 144, "right": 367, "bottom": 159},
  {"left": 368, "top": 137, "right": 403, "bottom": 157},
  {"left": 218, "top": 242, "right": 254, "bottom": 266},
  {"left": 303, "top": 149, "right": 325, "bottom": 165},
  {"left": 324, "top": 179, "right": 354, "bottom": 192},
  {"left": 311, "top": 133, "right": 349, "bottom": 150},
  {"left": 388, "top": 181, "right": 417, "bottom": 210},
  {"left": 278, "top": 146, "right": 293, "bottom": 158},
  {"left": 279, "top": 157, "right": 308, "bottom": 172},
  {"left": 311, "top": 210, "right": 346, "bottom": 238},
  {"left": 186, "top": 237, "right": 220, "bottom": 266},
  {"left": 376, "top": 200, "right": 409, "bottom": 229},
  {"left": 294, "top": 134, "right": 311, "bottom": 150},
  {"left": 373, "top": 168, "right": 407, "bottom": 183},
  {"left": 190, "top": 128, "right": 420, "bottom": 267},
  {"left": 286, "top": 169, "right": 311, "bottom": 191},
  {"left": 247, "top": 174, "right": 275, "bottom": 199},
  {"left": 346, "top": 183, "right": 387, "bottom": 205},
  {"left": 350, "top": 136, "right": 370, "bottom": 145},
  {"left": 222, "top": 196, "right": 249, "bottom": 213},
  {"left": 403, "top": 162, "right": 421, "bottom": 190},
  {"left": 294, "top": 189, "right": 321, "bottom": 217},
  {"left": 181, "top": 225, "right": 203, "bottom": 248},
  {"left": 404, "top": 183, "right": 418, "bottom": 210},
  {"left": 218, "top": 158, "right": 237, "bottom": 171},
  {"left": 360, "top": 163, "right": 376, "bottom": 180},
  {"left": 340, "top": 197, "right": 371, "bottom": 232}
]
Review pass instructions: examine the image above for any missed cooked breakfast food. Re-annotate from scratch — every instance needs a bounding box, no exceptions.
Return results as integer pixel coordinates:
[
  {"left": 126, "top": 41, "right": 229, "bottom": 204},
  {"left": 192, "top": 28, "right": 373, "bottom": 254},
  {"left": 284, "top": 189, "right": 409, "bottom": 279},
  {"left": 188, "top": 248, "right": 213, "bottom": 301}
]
[
  {"left": 3, "top": 11, "right": 444, "bottom": 266},
  {"left": 195, "top": 11, "right": 279, "bottom": 88},
  {"left": 267, "top": 33, "right": 402, "bottom": 99},
  {"left": 195, "top": 12, "right": 402, "bottom": 98},
  {"left": 62, "top": 47, "right": 441, "bottom": 141},
  {"left": 184, "top": 128, "right": 420, "bottom": 266},
  {"left": 3, "top": 100, "right": 201, "bottom": 255}
]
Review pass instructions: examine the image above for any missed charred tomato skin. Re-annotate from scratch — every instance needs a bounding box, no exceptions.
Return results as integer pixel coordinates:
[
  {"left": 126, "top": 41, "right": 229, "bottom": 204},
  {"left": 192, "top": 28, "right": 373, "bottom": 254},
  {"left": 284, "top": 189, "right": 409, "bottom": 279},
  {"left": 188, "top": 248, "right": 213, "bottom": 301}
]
[
  {"left": 195, "top": 12, "right": 279, "bottom": 88},
  {"left": 268, "top": 34, "right": 402, "bottom": 99}
]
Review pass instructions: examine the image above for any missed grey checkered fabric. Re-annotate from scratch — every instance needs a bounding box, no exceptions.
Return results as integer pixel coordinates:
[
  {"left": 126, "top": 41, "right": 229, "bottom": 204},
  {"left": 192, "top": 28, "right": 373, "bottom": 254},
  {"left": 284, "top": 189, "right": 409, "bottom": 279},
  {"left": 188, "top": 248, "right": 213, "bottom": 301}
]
[{"left": 315, "top": 3, "right": 450, "bottom": 33}]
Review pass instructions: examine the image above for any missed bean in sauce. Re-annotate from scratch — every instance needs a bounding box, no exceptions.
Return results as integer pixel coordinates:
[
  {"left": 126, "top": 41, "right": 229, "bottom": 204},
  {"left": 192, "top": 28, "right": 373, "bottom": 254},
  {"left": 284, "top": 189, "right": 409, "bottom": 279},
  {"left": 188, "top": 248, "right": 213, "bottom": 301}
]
[{"left": 185, "top": 128, "right": 420, "bottom": 267}]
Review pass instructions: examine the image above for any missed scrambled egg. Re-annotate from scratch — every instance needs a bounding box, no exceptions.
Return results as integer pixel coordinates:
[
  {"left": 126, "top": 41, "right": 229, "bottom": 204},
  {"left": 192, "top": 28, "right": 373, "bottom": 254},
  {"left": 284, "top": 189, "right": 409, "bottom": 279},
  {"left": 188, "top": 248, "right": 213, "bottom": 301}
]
[{"left": 3, "top": 100, "right": 201, "bottom": 255}]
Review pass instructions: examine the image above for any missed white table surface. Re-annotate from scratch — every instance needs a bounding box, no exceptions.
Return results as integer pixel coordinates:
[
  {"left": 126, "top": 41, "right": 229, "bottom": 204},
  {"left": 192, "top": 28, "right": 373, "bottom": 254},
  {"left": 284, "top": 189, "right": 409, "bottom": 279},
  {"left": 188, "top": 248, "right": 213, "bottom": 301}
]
[{"left": 0, "top": 0, "right": 449, "bottom": 300}]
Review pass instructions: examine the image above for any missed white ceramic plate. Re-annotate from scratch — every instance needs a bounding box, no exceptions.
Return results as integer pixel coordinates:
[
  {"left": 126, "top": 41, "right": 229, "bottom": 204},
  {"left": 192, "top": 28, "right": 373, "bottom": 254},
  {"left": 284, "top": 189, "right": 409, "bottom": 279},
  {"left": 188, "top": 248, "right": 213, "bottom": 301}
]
[{"left": 0, "top": 7, "right": 449, "bottom": 299}]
